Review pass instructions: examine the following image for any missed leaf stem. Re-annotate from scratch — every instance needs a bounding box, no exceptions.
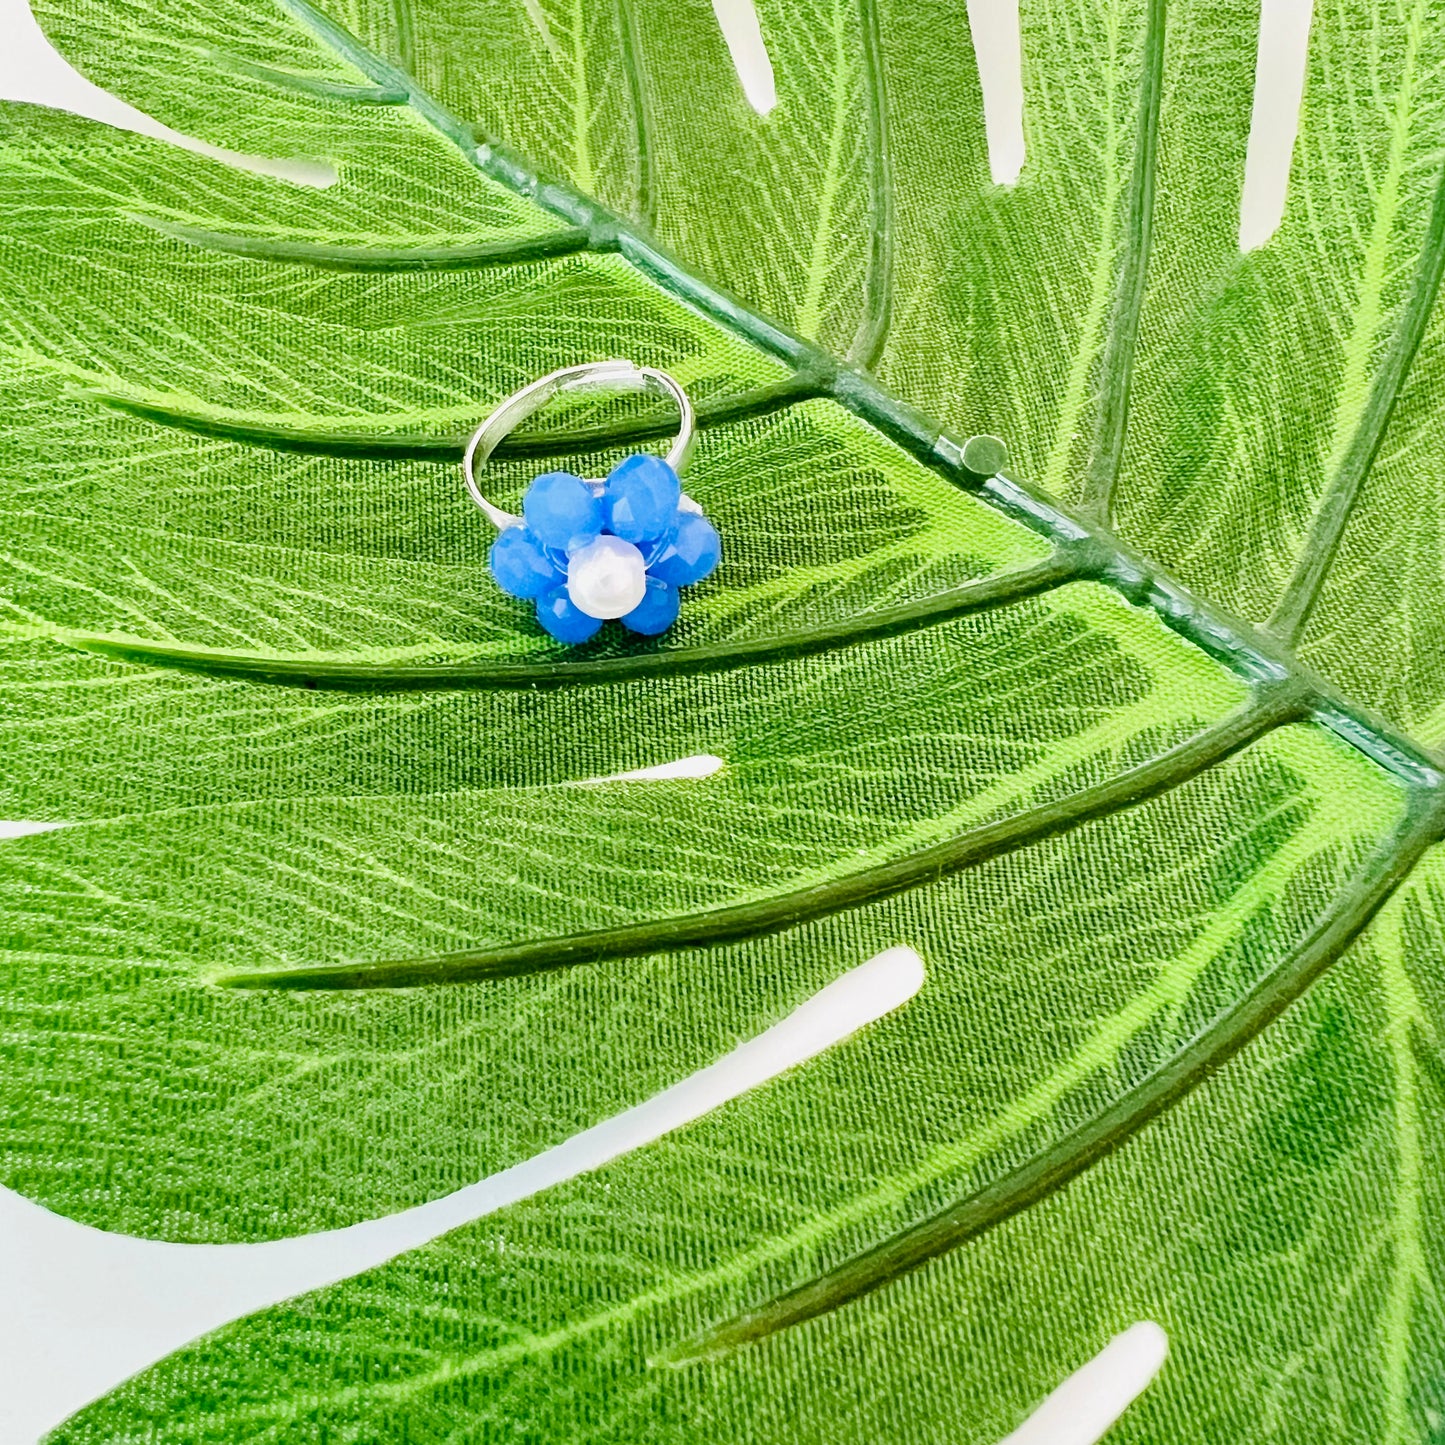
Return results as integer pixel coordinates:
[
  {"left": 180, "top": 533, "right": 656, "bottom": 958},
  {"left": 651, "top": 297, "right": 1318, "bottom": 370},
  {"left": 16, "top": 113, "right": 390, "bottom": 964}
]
[
  {"left": 1077, "top": 0, "right": 1164, "bottom": 523},
  {"left": 847, "top": 0, "right": 894, "bottom": 370},
  {"left": 667, "top": 782, "right": 1445, "bottom": 1360},
  {"left": 1267, "top": 159, "right": 1445, "bottom": 644},
  {"left": 67, "top": 551, "right": 1081, "bottom": 690},
  {"left": 128, "top": 215, "right": 595, "bottom": 271},
  {"left": 220, "top": 679, "right": 1310, "bottom": 990}
]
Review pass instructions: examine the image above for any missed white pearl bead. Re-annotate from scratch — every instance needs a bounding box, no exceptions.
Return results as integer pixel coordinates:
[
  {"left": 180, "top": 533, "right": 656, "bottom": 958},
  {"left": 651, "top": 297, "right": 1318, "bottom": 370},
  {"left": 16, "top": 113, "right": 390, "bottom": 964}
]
[{"left": 567, "top": 535, "right": 647, "bottom": 619}]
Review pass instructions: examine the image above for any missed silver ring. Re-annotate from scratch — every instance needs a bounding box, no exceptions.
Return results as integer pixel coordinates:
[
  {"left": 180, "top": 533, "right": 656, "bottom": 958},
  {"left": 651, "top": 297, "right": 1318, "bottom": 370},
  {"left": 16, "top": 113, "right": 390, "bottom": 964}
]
[{"left": 461, "top": 360, "right": 696, "bottom": 529}]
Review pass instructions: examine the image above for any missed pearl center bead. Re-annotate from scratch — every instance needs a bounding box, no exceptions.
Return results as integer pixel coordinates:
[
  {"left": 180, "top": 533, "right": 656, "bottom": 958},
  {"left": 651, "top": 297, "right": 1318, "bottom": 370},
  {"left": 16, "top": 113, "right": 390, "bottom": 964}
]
[{"left": 566, "top": 534, "right": 648, "bottom": 619}]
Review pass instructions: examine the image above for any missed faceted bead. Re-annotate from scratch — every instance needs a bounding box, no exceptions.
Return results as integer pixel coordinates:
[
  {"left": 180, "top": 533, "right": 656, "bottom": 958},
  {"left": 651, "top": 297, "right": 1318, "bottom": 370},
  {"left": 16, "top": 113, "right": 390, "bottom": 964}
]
[
  {"left": 523, "top": 471, "right": 603, "bottom": 552},
  {"left": 602, "top": 453, "right": 682, "bottom": 543},
  {"left": 535, "top": 584, "right": 604, "bottom": 644},
  {"left": 489, "top": 524, "right": 561, "bottom": 600},
  {"left": 567, "top": 534, "right": 648, "bottom": 619},
  {"left": 649, "top": 511, "right": 720, "bottom": 588},
  {"left": 622, "top": 577, "right": 681, "bottom": 636},
  {"left": 640, "top": 523, "right": 679, "bottom": 568}
]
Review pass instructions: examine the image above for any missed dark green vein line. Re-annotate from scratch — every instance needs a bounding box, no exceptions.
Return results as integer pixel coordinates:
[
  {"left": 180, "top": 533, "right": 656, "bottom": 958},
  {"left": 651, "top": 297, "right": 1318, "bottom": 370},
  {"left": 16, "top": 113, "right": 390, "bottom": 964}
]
[
  {"left": 1268, "top": 160, "right": 1445, "bottom": 645},
  {"left": 1077, "top": 0, "right": 1164, "bottom": 524},
  {"left": 847, "top": 0, "right": 894, "bottom": 371},
  {"left": 615, "top": 0, "right": 658, "bottom": 231},
  {"left": 670, "top": 786, "right": 1445, "bottom": 1360},
  {"left": 220, "top": 681, "right": 1307, "bottom": 990},
  {"left": 203, "top": 49, "right": 409, "bottom": 103},
  {"left": 79, "top": 373, "right": 829, "bottom": 462},
  {"left": 63, "top": 550, "right": 1082, "bottom": 691},
  {"left": 128, "top": 214, "right": 594, "bottom": 272},
  {"left": 390, "top": 0, "right": 418, "bottom": 74},
  {"left": 491, "top": 374, "right": 829, "bottom": 456},
  {"left": 1413, "top": 1018, "right": 1445, "bottom": 1100}
]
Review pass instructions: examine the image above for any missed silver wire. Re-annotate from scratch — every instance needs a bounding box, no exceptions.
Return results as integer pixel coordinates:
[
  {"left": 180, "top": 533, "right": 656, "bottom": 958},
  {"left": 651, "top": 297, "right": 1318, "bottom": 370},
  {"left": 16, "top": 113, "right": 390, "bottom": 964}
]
[{"left": 461, "top": 360, "right": 696, "bottom": 530}]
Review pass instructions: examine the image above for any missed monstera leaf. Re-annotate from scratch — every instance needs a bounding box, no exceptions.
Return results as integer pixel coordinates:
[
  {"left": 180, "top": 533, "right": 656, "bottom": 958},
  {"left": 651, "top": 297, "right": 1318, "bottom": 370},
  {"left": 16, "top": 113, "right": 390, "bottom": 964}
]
[{"left": 3, "top": 0, "right": 1445, "bottom": 1438}]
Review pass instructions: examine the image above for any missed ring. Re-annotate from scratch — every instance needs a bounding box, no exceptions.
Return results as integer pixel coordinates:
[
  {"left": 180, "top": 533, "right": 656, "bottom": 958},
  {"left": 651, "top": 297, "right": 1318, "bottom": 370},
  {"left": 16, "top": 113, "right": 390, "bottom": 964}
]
[{"left": 463, "top": 361, "right": 720, "bottom": 645}]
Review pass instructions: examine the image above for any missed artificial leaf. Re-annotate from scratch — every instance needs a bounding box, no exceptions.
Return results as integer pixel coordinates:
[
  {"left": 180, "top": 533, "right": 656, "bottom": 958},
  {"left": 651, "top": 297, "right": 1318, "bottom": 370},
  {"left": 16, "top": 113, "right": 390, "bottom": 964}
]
[{"left": 3, "top": 0, "right": 1445, "bottom": 1440}]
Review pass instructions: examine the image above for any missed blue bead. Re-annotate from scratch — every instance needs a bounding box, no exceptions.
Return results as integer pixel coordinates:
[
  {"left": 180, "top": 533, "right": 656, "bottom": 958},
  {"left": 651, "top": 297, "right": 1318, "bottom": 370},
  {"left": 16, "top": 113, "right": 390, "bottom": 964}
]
[
  {"left": 649, "top": 512, "right": 720, "bottom": 587},
  {"left": 603, "top": 454, "right": 682, "bottom": 543},
  {"left": 535, "top": 584, "right": 603, "bottom": 644},
  {"left": 489, "top": 524, "right": 562, "bottom": 600},
  {"left": 524, "top": 471, "right": 603, "bottom": 552},
  {"left": 621, "top": 577, "right": 681, "bottom": 636}
]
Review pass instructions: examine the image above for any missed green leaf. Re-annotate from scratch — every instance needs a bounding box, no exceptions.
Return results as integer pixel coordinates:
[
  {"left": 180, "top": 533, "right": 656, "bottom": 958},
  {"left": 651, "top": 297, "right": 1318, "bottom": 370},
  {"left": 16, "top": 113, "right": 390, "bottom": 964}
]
[
  {"left": 5, "top": 0, "right": 1445, "bottom": 1439},
  {"left": 40, "top": 726, "right": 1426, "bottom": 1441}
]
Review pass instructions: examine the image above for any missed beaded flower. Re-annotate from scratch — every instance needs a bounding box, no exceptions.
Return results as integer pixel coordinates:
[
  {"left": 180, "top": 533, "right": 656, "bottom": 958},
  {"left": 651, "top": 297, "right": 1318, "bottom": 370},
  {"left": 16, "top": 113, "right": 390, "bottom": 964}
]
[{"left": 487, "top": 453, "right": 721, "bottom": 644}]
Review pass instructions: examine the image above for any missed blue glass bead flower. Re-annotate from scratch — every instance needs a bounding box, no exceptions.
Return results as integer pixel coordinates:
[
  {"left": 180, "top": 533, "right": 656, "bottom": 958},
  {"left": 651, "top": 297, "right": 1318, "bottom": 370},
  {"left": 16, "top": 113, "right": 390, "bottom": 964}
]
[
  {"left": 488, "top": 525, "right": 558, "bottom": 600},
  {"left": 535, "top": 583, "right": 603, "bottom": 645},
  {"left": 603, "top": 454, "right": 680, "bottom": 542},
  {"left": 650, "top": 509, "right": 721, "bottom": 588},
  {"left": 524, "top": 470, "right": 602, "bottom": 552},
  {"left": 488, "top": 453, "right": 720, "bottom": 644}
]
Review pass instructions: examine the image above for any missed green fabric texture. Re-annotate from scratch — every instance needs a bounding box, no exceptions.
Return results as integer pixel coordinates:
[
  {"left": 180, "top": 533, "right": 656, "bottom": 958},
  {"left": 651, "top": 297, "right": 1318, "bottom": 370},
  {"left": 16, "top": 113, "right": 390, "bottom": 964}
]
[{"left": 1, "top": 0, "right": 1444, "bottom": 1439}]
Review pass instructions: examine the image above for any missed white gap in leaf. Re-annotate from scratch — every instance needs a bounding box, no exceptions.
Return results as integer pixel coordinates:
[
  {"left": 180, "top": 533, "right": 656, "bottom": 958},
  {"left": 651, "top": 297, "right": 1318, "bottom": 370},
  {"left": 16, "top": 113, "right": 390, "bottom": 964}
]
[
  {"left": 1239, "top": 0, "right": 1313, "bottom": 249},
  {"left": 0, "top": 946, "right": 924, "bottom": 1442},
  {"left": 711, "top": 0, "right": 777, "bottom": 116},
  {"left": 1001, "top": 1322, "right": 1169, "bottom": 1445},
  {"left": 0, "top": 820, "right": 68, "bottom": 840},
  {"left": 577, "top": 753, "right": 725, "bottom": 784},
  {"left": 967, "top": 0, "right": 1025, "bottom": 185},
  {"left": 3, "top": 0, "right": 335, "bottom": 185}
]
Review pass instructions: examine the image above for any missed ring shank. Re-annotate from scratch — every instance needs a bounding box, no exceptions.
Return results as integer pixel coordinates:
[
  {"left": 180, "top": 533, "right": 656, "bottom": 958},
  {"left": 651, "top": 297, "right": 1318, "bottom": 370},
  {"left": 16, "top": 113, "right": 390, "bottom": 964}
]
[{"left": 462, "top": 360, "right": 696, "bottom": 528}]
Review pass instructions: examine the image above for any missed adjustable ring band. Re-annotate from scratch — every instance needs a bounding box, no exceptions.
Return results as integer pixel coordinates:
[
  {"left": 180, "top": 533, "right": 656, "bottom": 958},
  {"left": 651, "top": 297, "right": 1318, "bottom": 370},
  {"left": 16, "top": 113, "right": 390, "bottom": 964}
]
[
  {"left": 462, "top": 359, "right": 696, "bottom": 528},
  {"left": 468, "top": 360, "right": 718, "bottom": 644}
]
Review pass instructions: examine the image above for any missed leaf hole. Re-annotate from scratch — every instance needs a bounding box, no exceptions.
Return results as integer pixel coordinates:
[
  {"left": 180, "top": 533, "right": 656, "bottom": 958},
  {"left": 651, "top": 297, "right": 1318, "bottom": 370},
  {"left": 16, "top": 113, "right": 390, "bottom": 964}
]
[{"left": 711, "top": 0, "right": 778, "bottom": 116}]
